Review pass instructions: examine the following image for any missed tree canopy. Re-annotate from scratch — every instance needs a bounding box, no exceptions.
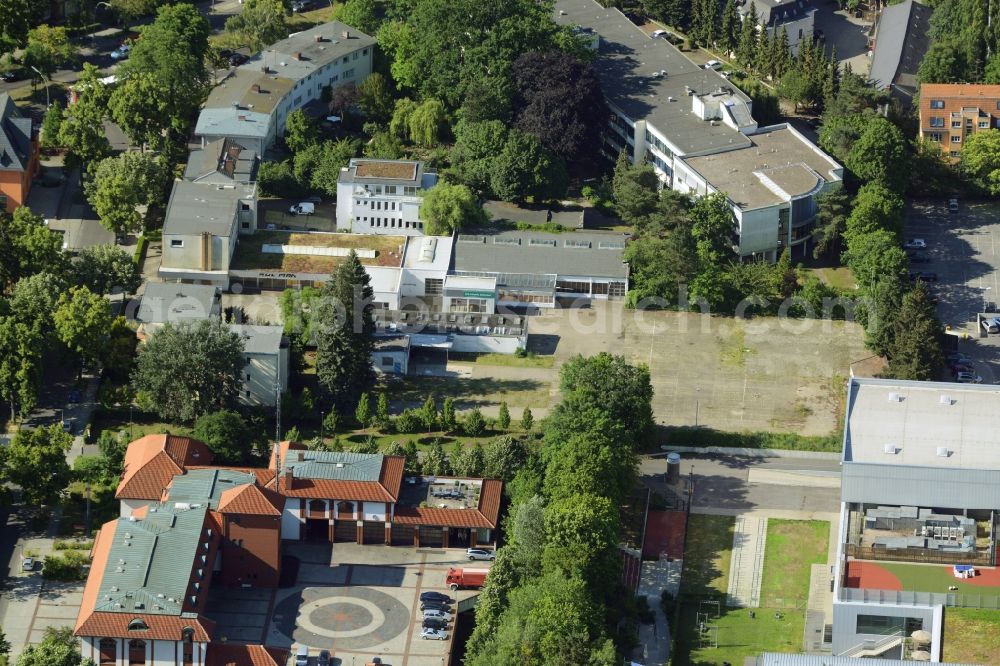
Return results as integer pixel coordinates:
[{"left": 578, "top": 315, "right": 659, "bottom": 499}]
[
  {"left": 72, "top": 245, "right": 142, "bottom": 298},
  {"left": 961, "top": 129, "right": 1000, "bottom": 195},
  {"left": 192, "top": 410, "right": 256, "bottom": 464},
  {"left": 419, "top": 181, "right": 484, "bottom": 235},
  {"left": 226, "top": 0, "right": 288, "bottom": 54},
  {"left": 85, "top": 151, "right": 168, "bottom": 235},
  {"left": 1, "top": 425, "right": 72, "bottom": 506}
]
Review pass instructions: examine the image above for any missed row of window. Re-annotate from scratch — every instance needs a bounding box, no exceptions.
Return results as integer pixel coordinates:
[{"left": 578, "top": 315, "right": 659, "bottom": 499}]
[
  {"left": 926, "top": 132, "right": 966, "bottom": 144},
  {"left": 99, "top": 637, "right": 193, "bottom": 666},
  {"left": 356, "top": 199, "right": 399, "bottom": 211},
  {"left": 928, "top": 117, "right": 990, "bottom": 129},
  {"left": 359, "top": 216, "right": 424, "bottom": 230},
  {"left": 931, "top": 99, "right": 1000, "bottom": 110}
]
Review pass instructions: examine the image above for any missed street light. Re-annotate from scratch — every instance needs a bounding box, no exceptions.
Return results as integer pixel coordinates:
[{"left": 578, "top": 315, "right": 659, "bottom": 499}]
[{"left": 27, "top": 65, "right": 50, "bottom": 108}]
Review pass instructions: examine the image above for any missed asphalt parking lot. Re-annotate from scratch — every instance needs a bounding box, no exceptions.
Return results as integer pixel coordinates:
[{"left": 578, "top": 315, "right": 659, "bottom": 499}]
[
  {"left": 905, "top": 198, "right": 1000, "bottom": 383},
  {"left": 267, "top": 543, "right": 488, "bottom": 666}
]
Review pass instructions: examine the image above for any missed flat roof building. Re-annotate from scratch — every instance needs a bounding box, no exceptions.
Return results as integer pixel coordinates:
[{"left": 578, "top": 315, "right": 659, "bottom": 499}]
[{"left": 336, "top": 159, "right": 439, "bottom": 237}]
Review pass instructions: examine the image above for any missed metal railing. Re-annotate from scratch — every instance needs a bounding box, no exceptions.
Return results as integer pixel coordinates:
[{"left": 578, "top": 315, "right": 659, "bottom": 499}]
[{"left": 841, "top": 631, "right": 903, "bottom": 658}]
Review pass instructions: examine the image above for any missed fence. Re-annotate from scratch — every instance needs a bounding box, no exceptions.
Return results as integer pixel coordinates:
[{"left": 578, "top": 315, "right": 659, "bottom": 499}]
[
  {"left": 845, "top": 544, "right": 993, "bottom": 566},
  {"left": 839, "top": 586, "right": 1000, "bottom": 609}
]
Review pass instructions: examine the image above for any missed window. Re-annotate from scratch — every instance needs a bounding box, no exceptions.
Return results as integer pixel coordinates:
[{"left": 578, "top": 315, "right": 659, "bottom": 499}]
[
  {"left": 926, "top": 132, "right": 942, "bottom": 141},
  {"left": 170, "top": 239, "right": 184, "bottom": 248},
  {"left": 353, "top": 51, "right": 358, "bottom": 60},
  {"left": 952, "top": 120, "right": 962, "bottom": 128},
  {"left": 798, "top": 28, "right": 803, "bottom": 39},
  {"left": 980, "top": 121, "right": 989, "bottom": 128},
  {"left": 246, "top": 373, "right": 251, "bottom": 381},
  {"left": 952, "top": 135, "right": 962, "bottom": 143},
  {"left": 342, "top": 56, "right": 349, "bottom": 63},
  {"left": 386, "top": 185, "right": 397, "bottom": 194},
  {"left": 404, "top": 186, "right": 418, "bottom": 196},
  {"left": 929, "top": 117, "right": 944, "bottom": 127},
  {"left": 425, "top": 278, "right": 443, "bottom": 295},
  {"left": 950, "top": 150, "right": 960, "bottom": 157},
  {"left": 128, "top": 639, "right": 146, "bottom": 665},
  {"left": 930, "top": 99, "right": 945, "bottom": 109},
  {"left": 344, "top": 69, "right": 354, "bottom": 79},
  {"left": 127, "top": 619, "right": 148, "bottom": 631},
  {"left": 99, "top": 639, "right": 116, "bottom": 666},
  {"left": 241, "top": 221, "right": 250, "bottom": 229},
  {"left": 381, "top": 356, "right": 394, "bottom": 367},
  {"left": 182, "top": 629, "right": 194, "bottom": 666}
]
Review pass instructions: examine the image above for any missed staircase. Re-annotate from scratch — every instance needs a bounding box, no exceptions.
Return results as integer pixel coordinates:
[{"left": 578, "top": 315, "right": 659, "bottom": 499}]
[{"left": 841, "top": 632, "right": 904, "bottom": 658}]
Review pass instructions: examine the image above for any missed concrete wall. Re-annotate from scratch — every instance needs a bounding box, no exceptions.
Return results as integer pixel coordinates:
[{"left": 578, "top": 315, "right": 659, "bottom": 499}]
[
  {"left": 336, "top": 185, "right": 427, "bottom": 236},
  {"left": 831, "top": 600, "right": 940, "bottom": 658},
  {"left": 281, "top": 498, "right": 302, "bottom": 540},
  {"left": 120, "top": 498, "right": 149, "bottom": 518},
  {"left": 736, "top": 205, "right": 780, "bottom": 258}
]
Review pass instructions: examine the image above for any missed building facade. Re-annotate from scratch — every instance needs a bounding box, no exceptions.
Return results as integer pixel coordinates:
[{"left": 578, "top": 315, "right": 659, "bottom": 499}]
[
  {"left": 336, "top": 159, "right": 439, "bottom": 236},
  {"left": 554, "top": 0, "right": 842, "bottom": 261},
  {"left": 229, "top": 324, "right": 289, "bottom": 407},
  {"left": 741, "top": 0, "right": 816, "bottom": 56},
  {"left": 919, "top": 84, "right": 1000, "bottom": 162},
  {"left": 0, "top": 92, "right": 39, "bottom": 213}
]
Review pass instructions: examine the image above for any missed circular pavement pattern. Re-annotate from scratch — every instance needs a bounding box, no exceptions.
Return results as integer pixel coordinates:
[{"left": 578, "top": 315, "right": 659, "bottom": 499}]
[{"left": 274, "top": 586, "right": 410, "bottom": 650}]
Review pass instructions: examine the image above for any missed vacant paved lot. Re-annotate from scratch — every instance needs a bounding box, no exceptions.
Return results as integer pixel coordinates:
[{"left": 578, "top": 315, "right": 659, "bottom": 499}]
[
  {"left": 905, "top": 198, "right": 1000, "bottom": 384},
  {"left": 530, "top": 304, "right": 868, "bottom": 435}
]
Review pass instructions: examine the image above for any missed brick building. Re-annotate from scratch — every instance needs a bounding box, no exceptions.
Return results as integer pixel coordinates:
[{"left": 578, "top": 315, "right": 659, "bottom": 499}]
[
  {"left": 0, "top": 92, "right": 40, "bottom": 213},
  {"left": 919, "top": 83, "right": 1000, "bottom": 162}
]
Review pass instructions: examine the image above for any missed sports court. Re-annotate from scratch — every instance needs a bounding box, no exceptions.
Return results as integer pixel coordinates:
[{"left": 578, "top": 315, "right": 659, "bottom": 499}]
[{"left": 844, "top": 560, "right": 1000, "bottom": 604}]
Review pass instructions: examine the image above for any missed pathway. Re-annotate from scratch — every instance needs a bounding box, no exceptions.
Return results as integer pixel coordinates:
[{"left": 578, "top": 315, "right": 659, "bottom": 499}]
[
  {"left": 727, "top": 515, "right": 768, "bottom": 608},
  {"left": 632, "top": 559, "right": 680, "bottom": 666}
]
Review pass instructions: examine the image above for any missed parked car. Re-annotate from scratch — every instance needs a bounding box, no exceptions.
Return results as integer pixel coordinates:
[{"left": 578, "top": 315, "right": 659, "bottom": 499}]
[
  {"left": 317, "top": 649, "right": 331, "bottom": 666},
  {"left": 467, "top": 548, "right": 496, "bottom": 561},
  {"left": 289, "top": 202, "right": 315, "bottom": 216},
  {"left": 422, "top": 617, "right": 449, "bottom": 630},
  {"left": 422, "top": 609, "right": 452, "bottom": 621},
  {"left": 110, "top": 43, "right": 131, "bottom": 60},
  {"left": 704, "top": 59, "right": 722, "bottom": 70},
  {"left": 419, "top": 591, "right": 451, "bottom": 603},
  {"left": 909, "top": 272, "right": 938, "bottom": 282},
  {"left": 948, "top": 197, "right": 960, "bottom": 213},
  {"left": 982, "top": 319, "right": 999, "bottom": 334},
  {"left": 903, "top": 238, "right": 927, "bottom": 249},
  {"left": 650, "top": 29, "right": 667, "bottom": 39},
  {"left": 956, "top": 371, "right": 983, "bottom": 384},
  {"left": 21, "top": 557, "right": 34, "bottom": 572},
  {"left": 421, "top": 628, "right": 448, "bottom": 641},
  {"left": 294, "top": 645, "right": 308, "bottom": 666},
  {"left": 420, "top": 600, "right": 451, "bottom": 612},
  {"left": 1, "top": 71, "right": 21, "bottom": 82},
  {"left": 228, "top": 52, "right": 247, "bottom": 66},
  {"left": 947, "top": 353, "right": 973, "bottom": 364},
  {"left": 950, "top": 363, "right": 974, "bottom": 375},
  {"left": 907, "top": 252, "right": 930, "bottom": 264}
]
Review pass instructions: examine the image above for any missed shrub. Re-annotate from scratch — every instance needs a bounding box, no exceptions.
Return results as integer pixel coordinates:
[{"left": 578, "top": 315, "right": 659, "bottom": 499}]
[
  {"left": 42, "top": 550, "right": 89, "bottom": 581},
  {"left": 463, "top": 409, "right": 486, "bottom": 436},
  {"left": 393, "top": 408, "right": 423, "bottom": 434}
]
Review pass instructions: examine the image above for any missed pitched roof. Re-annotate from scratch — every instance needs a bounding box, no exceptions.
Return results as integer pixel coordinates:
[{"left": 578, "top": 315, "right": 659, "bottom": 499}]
[
  {"left": 163, "top": 468, "right": 259, "bottom": 508},
  {"left": 920, "top": 83, "right": 1000, "bottom": 102},
  {"left": 394, "top": 479, "right": 502, "bottom": 528},
  {"left": 117, "top": 435, "right": 214, "bottom": 500},
  {"left": 217, "top": 483, "right": 283, "bottom": 516},
  {"left": 184, "top": 138, "right": 258, "bottom": 183},
  {"left": 76, "top": 612, "right": 215, "bottom": 642},
  {"left": 0, "top": 92, "right": 33, "bottom": 172},
  {"left": 206, "top": 645, "right": 289, "bottom": 666},
  {"left": 869, "top": 0, "right": 933, "bottom": 94}
]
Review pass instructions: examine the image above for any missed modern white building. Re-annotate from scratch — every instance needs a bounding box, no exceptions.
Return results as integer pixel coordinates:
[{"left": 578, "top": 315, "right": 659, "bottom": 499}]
[
  {"left": 195, "top": 21, "right": 375, "bottom": 152},
  {"left": 335, "top": 159, "right": 439, "bottom": 236},
  {"left": 741, "top": 0, "right": 817, "bottom": 56},
  {"left": 554, "top": 0, "right": 842, "bottom": 261},
  {"left": 832, "top": 378, "right": 1000, "bottom": 660}
]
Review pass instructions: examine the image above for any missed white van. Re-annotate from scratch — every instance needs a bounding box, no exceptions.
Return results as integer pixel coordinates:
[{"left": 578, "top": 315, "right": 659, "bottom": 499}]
[
  {"left": 295, "top": 645, "right": 309, "bottom": 666},
  {"left": 289, "top": 202, "right": 315, "bottom": 216}
]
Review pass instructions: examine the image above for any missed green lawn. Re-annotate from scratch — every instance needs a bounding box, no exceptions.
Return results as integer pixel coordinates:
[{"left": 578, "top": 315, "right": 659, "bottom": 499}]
[
  {"left": 674, "top": 602, "right": 804, "bottom": 666},
  {"left": 89, "top": 409, "right": 194, "bottom": 443},
  {"left": 942, "top": 608, "right": 1000, "bottom": 663},
  {"left": 448, "top": 352, "right": 555, "bottom": 369},
  {"left": 681, "top": 514, "right": 735, "bottom": 596},
  {"left": 392, "top": 374, "right": 552, "bottom": 411},
  {"left": 874, "top": 562, "right": 1000, "bottom": 603},
  {"left": 807, "top": 266, "right": 857, "bottom": 291},
  {"left": 760, "top": 519, "right": 829, "bottom": 608}
]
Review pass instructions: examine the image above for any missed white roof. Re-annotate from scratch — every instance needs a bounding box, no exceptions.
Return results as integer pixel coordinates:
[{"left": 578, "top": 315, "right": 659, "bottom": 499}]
[
  {"left": 444, "top": 275, "right": 496, "bottom": 291},
  {"left": 366, "top": 266, "right": 402, "bottom": 294},
  {"left": 402, "top": 235, "right": 453, "bottom": 272},
  {"left": 844, "top": 378, "right": 1000, "bottom": 470}
]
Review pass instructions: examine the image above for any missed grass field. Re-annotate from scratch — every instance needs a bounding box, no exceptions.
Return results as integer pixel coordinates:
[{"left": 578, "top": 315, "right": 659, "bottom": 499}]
[
  {"left": 808, "top": 266, "right": 857, "bottom": 291},
  {"left": 448, "top": 352, "right": 556, "bottom": 369},
  {"left": 394, "top": 374, "right": 552, "bottom": 411},
  {"left": 675, "top": 602, "right": 805, "bottom": 666},
  {"left": 942, "top": 608, "right": 1000, "bottom": 663},
  {"left": 874, "top": 562, "right": 1000, "bottom": 602},
  {"left": 681, "top": 514, "right": 735, "bottom": 596},
  {"left": 760, "top": 519, "right": 830, "bottom": 608}
]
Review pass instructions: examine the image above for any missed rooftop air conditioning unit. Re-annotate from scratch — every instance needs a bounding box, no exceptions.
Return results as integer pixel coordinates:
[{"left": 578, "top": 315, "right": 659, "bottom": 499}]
[
  {"left": 888, "top": 392, "right": 902, "bottom": 402},
  {"left": 936, "top": 447, "right": 951, "bottom": 458},
  {"left": 883, "top": 444, "right": 898, "bottom": 455},
  {"left": 940, "top": 395, "right": 953, "bottom": 405}
]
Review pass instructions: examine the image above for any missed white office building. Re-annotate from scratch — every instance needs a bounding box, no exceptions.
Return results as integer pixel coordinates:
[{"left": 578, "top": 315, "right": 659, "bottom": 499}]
[{"left": 336, "top": 159, "right": 439, "bottom": 236}]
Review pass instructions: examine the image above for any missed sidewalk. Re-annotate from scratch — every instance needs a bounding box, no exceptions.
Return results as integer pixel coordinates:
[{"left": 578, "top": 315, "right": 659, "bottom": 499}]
[
  {"left": 633, "top": 559, "right": 680, "bottom": 666},
  {"left": 727, "top": 515, "right": 767, "bottom": 608}
]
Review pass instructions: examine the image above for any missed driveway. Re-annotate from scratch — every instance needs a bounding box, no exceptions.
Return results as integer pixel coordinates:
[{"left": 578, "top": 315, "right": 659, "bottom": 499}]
[{"left": 814, "top": 0, "right": 873, "bottom": 75}]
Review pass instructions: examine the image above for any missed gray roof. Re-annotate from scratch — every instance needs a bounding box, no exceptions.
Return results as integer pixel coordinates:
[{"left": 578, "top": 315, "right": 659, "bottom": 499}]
[
  {"left": 95, "top": 506, "right": 209, "bottom": 616},
  {"left": 0, "top": 92, "right": 33, "bottom": 172},
  {"left": 240, "top": 21, "right": 375, "bottom": 82},
  {"left": 228, "top": 324, "right": 285, "bottom": 355},
  {"left": 553, "top": 0, "right": 753, "bottom": 155},
  {"left": 164, "top": 468, "right": 257, "bottom": 509},
  {"left": 756, "top": 653, "right": 979, "bottom": 666},
  {"left": 338, "top": 158, "right": 428, "bottom": 187},
  {"left": 136, "top": 282, "right": 221, "bottom": 324},
  {"left": 869, "top": 0, "right": 933, "bottom": 93},
  {"left": 184, "top": 138, "right": 258, "bottom": 183},
  {"left": 741, "top": 0, "right": 815, "bottom": 28},
  {"left": 162, "top": 180, "right": 251, "bottom": 237},
  {"left": 373, "top": 334, "right": 410, "bottom": 352},
  {"left": 453, "top": 229, "right": 629, "bottom": 280},
  {"left": 195, "top": 106, "right": 271, "bottom": 140},
  {"left": 283, "top": 450, "right": 384, "bottom": 482}
]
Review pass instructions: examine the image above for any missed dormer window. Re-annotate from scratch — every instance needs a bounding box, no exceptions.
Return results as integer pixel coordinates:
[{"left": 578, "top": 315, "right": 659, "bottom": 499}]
[{"left": 127, "top": 618, "right": 149, "bottom": 631}]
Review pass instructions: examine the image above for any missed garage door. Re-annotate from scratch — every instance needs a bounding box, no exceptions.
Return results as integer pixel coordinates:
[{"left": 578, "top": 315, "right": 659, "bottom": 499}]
[
  {"left": 363, "top": 521, "right": 385, "bottom": 544},
  {"left": 334, "top": 520, "right": 357, "bottom": 542},
  {"left": 419, "top": 526, "right": 443, "bottom": 548},
  {"left": 391, "top": 524, "right": 415, "bottom": 546}
]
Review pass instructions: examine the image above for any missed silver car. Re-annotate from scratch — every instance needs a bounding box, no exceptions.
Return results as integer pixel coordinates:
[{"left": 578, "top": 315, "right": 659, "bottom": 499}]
[
  {"left": 421, "top": 628, "right": 448, "bottom": 641},
  {"left": 466, "top": 548, "right": 495, "bottom": 561}
]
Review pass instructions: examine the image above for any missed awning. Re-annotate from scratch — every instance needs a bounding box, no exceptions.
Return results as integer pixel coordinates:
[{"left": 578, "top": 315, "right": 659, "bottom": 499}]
[{"left": 408, "top": 334, "right": 453, "bottom": 349}]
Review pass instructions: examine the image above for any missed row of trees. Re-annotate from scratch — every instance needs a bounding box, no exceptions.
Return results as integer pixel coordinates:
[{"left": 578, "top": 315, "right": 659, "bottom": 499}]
[{"left": 464, "top": 353, "right": 653, "bottom": 665}]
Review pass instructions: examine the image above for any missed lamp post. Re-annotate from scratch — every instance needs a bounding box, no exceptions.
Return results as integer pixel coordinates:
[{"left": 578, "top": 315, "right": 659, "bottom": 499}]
[
  {"left": 984, "top": 287, "right": 992, "bottom": 314},
  {"left": 319, "top": 411, "right": 325, "bottom": 444},
  {"left": 27, "top": 66, "right": 49, "bottom": 108}
]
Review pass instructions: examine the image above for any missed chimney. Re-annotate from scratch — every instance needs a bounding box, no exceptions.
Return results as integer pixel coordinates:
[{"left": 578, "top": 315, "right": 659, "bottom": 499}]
[
  {"left": 296, "top": 451, "right": 305, "bottom": 462},
  {"left": 293, "top": 51, "right": 301, "bottom": 60},
  {"left": 261, "top": 65, "right": 269, "bottom": 73},
  {"left": 237, "top": 114, "right": 247, "bottom": 121},
  {"left": 342, "top": 30, "right": 351, "bottom": 39},
  {"left": 314, "top": 35, "right": 323, "bottom": 43},
  {"left": 282, "top": 468, "right": 293, "bottom": 491},
  {"left": 251, "top": 84, "right": 260, "bottom": 93}
]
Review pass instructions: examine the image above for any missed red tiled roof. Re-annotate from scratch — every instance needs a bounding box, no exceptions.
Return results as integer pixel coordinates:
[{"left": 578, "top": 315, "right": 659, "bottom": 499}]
[
  {"left": 116, "top": 435, "right": 213, "bottom": 500},
  {"left": 76, "top": 612, "right": 215, "bottom": 642},
  {"left": 76, "top": 519, "right": 117, "bottom": 634},
  {"left": 217, "top": 483, "right": 283, "bottom": 516},
  {"left": 280, "top": 478, "right": 397, "bottom": 502},
  {"left": 267, "top": 441, "right": 304, "bottom": 470},
  {"left": 206, "top": 645, "right": 288, "bottom": 666},
  {"left": 394, "top": 479, "right": 503, "bottom": 529},
  {"left": 379, "top": 455, "right": 405, "bottom": 500}
]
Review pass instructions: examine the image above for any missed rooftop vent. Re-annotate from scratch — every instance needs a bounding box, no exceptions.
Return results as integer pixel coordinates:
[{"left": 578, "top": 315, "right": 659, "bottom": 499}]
[
  {"left": 342, "top": 30, "right": 351, "bottom": 38},
  {"left": 135, "top": 602, "right": 144, "bottom": 609},
  {"left": 293, "top": 51, "right": 302, "bottom": 60},
  {"left": 251, "top": 84, "right": 260, "bottom": 93},
  {"left": 888, "top": 392, "right": 902, "bottom": 402},
  {"left": 336, "top": 462, "right": 345, "bottom": 468},
  {"left": 936, "top": 447, "right": 952, "bottom": 458},
  {"left": 883, "top": 444, "right": 899, "bottom": 455},
  {"left": 940, "top": 395, "right": 954, "bottom": 405}
]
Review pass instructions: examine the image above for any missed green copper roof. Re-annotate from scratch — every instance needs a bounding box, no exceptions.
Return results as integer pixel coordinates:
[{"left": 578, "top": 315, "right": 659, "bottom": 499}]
[
  {"left": 165, "top": 468, "right": 257, "bottom": 509},
  {"left": 283, "top": 451, "right": 384, "bottom": 482},
  {"left": 95, "top": 506, "right": 211, "bottom": 616}
]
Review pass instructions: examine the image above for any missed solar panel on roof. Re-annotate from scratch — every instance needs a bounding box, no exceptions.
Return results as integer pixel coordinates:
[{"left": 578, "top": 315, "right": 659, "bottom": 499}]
[{"left": 564, "top": 239, "right": 591, "bottom": 249}]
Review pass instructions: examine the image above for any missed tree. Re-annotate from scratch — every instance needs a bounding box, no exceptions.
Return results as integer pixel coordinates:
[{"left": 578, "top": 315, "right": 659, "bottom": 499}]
[
  {"left": 811, "top": 186, "right": 851, "bottom": 259},
  {"left": 103, "top": 316, "right": 137, "bottom": 382},
  {"left": 333, "top": 0, "right": 380, "bottom": 36},
  {"left": 490, "top": 130, "right": 567, "bottom": 202},
  {"left": 543, "top": 493, "right": 619, "bottom": 580},
  {"left": 73, "top": 245, "right": 141, "bottom": 300},
  {"left": 40, "top": 101, "right": 64, "bottom": 149},
  {"left": 846, "top": 116, "right": 908, "bottom": 192},
  {"left": 521, "top": 406, "right": 533, "bottom": 431},
  {"left": 9, "top": 272, "right": 64, "bottom": 330},
  {"left": 419, "top": 182, "right": 484, "bottom": 235},
  {"left": 375, "top": 392, "right": 391, "bottom": 429},
  {"left": 85, "top": 152, "right": 167, "bottom": 235},
  {"left": 917, "top": 39, "right": 966, "bottom": 84},
  {"left": 407, "top": 98, "right": 447, "bottom": 147},
  {"left": 845, "top": 181, "right": 905, "bottom": 241},
  {"left": 389, "top": 98, "right": 418, "bottom": 140},
  {"left": 315, "top": 251, "right": 376, "bottom": 410},
  {"left": 0, "top": 627, "right": 9, "bottom": 661},
  {"left": 23, "top": 25, "right": 76, "bottom": 82},
  {"left": 777, "top": 68, "right": 814, "bottom": 111},
  {"left": 329, "top": 82, "right": 358, "bottom": 117},
  {"left": 15, "top": 627, "right": 91, "bottom": 666},
  {"left": 449, "top": 119, "right": 509, "bottom": 195},
  {"left": 961, "top": 129, "right": 1000, "bottom": 195},
  {"left": 737, "top": 2, "right": 759, "bottom": 68},
  {"left": 296, "top": 138, "right": 361, "bottom": 197},
  {"left": 422, "top": 441, "right": 451, "bottom": 475},
  {"left": 0, "top": 315, "right": 43, "bottom": 419},
  {"left": 690, "top": 192, "right": 736, "bottom": 306},
  {"left": 225, "top": 0, "right": 288, "bottom": 52},
  {"left": 497, "top": 401, "right": 510, "bottom": 430},
  {"left": 611, "top": 151, "right": 660, "bottom": 226},
  {"left": 2, "top": 425, "right": 72, "bottom": 506},
  {"left": 623, "top": 230, "right": 699, "bottom": 307},
  {"left": 482, "top": 435, "right": 528, "bottom": 482},
  {"left": 355, "top": 392, "right": 372, "bottom": 428},
  {"left": 57, "top": 65, "right": 112, "bottom": 173},
  {"left": 110, "top": 0, "right": 160, "bottom": 23},
  {"left": 323, "top": 408, "right": 340, "bottom": 436},
  {"left": 132, "top": 320, "right": 245, "bottom": 422},
  {"left": 54, "top": 286, "right": 113, "bottom": 370},
  {"left": 192, "top": 410, "right": 255, "bottom": 464},
  {"left": 720, "top": 0, "right": 740, "bottom": 55},
  {"left": 108, "top": 73, "right": 173, "bottom": 150},
  {"left": 258, "top": 159, "right": 299, "bottom": 198},
  {"left": 888, "top": 284, "right": 944, "bottom": 381},
  {"left": 510, "top": 50, "right": 607, "bottom": 165},
  {"left": 0, "top": 206, "right": 65, "bottom": 294},
  {"left": 284, "top": 110, "right": 320, "bottom": 153},
  {"left": 463, "top": 408, "right": 486, "bottom": 436},
  {"left": 0, "top": 0, "right": 31, "bottom": 57},
  {"left": 441, "top": 396, "right": 456, "bottom": 431},
  {"left": 419, "top": 394, "right": 438, "bottom": 432},
  {"left": 356, "top": 72, "right": 396, "bottom": 125},
  {"left": 843, "top": 229, "right": 909, "bottom": 293}
]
